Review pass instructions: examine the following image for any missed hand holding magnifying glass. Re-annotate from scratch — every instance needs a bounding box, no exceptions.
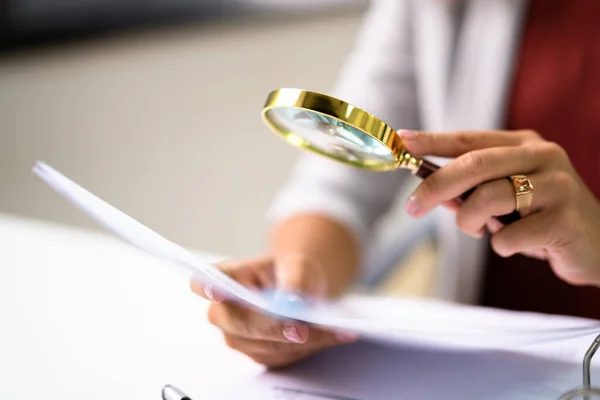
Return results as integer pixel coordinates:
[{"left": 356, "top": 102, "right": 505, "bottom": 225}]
[{"left": 261, "top": 88, "right": 522, "bottom": 227}]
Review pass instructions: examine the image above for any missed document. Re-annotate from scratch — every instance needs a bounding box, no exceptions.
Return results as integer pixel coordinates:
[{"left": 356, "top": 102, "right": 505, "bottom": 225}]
[
  {"left": 32, "top": 161, "right": 600, "bottom": 366},
  {"left": 215, "top": 340, "right": 596, "bottom": 400}
]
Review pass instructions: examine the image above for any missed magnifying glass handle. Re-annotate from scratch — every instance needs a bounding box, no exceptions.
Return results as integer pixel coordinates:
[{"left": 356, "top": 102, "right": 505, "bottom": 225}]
[{"left": 414, "top": 159, "right": 521, "bottom": 225}]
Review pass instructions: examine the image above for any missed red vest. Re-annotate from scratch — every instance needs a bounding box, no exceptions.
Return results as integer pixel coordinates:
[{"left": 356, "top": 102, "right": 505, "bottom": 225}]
[{"left": 479, "top": 0, "right": 600, "bottom": 319}]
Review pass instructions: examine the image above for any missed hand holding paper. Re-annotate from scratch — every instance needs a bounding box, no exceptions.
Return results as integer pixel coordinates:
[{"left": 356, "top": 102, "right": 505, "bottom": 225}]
[
  {"left": 32, "top": 161, "right": 600, "bottom": 366},
  {"left": 190, "top": 255, "right": 357, "bottom": 368}
]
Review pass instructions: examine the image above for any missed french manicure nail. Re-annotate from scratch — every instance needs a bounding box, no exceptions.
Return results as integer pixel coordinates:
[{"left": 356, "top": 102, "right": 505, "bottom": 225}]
[
  {"left": 283, "top": 325, "right": 303, "bottom": 343},
  {"left": 399, "top": 130, "right": 418, "bottom": 139},
  {"left": 405, "top": 196, "right": 420, "bottom": 216},
  {"left": 203, "top": 286, "right": 214, "bottom": 301},
  {"left": 203, "top": 285, "right": 224, "bottom": 303}
]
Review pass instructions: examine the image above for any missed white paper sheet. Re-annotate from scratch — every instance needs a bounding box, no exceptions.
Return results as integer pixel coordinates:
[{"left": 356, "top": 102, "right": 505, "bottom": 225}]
[
  {"left": 214, "top": 341, "right": 598, "bottom": 400},
  {"left": 32, "top": 161, "right": 600, "bottom": 365}
]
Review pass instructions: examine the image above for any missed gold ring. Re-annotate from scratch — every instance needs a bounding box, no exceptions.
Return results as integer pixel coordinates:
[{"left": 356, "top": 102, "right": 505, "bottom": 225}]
[{"left": 510, "top": 175, "right": 534, "bottom": 212}]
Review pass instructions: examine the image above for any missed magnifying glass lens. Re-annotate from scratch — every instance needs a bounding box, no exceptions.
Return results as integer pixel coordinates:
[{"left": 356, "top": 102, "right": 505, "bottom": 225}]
[{"left": 264, "top": 107, "right": 396, "bottom": 168}]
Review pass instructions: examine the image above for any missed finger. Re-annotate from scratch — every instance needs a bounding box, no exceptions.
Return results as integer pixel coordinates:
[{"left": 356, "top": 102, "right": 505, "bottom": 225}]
[
  {"left": 207, "top": 301, "right": 310, "bottom": 344},
  {"left": 190, "top": 277, "right": 225, "bottom": 303},
  {"left": 222, "top": 328, "right": 356, "bottom": 367},
  {"left": 190, "top": 257, "right": 274, "bottom": 302},
  {"left": 398, "top": 129, "right": 537, "bottom": 158},
  {"left": 455, "top": 175, "right": 546, "bottom": 237},
  {"left": 274, "top": 254, "right": 327, "bottom": 299},
  {"left": 219, "top": 256, "right": 275, "bottom": 290},
  {"left": 245, "top": 343, "right": 322, "bottom": 369},
  {"left": 442, "top": 199, "right": 461, "bottom": 212},
  {"left": 490, "top": 210, "right": 554, "bottom": 258},
  {"left": 223, "top": 334, "right": 297, "bottom": 357},
  {"left": 224, "top": 328, "right": 351, "bottom": 357},
  {"left": 218, "top": 255, "right": 272, "bottom": 273},
  {"left": 405, "top": 146, "right": 541, "bottom": 217},
  {"left": 254, "top": 264, "right": 276, "bottom": 289},
  {"left": 190, "top": 264, "right": 255, "bottom": 303},
  {"left": 486, "top": 217, "right": 504, "bottom": 235}
]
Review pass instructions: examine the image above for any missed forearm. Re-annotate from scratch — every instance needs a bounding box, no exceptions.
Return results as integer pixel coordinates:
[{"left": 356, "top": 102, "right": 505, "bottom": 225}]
[{"left": 269, "top": 214, "right": 360, "bottom": 298}]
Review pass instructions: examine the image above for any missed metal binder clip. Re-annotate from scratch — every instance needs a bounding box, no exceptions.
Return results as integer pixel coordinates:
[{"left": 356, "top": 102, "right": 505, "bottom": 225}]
[{"left": 559, "top": 334, "right": 600, "bottom": 399}]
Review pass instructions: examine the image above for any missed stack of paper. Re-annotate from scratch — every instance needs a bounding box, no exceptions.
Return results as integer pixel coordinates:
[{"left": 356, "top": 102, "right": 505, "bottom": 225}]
[{"left": 32, "top": 161, "right": 600, "bottom": 367}]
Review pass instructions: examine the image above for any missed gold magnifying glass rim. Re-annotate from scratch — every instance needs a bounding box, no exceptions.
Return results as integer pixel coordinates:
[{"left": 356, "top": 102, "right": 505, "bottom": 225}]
[{"left": 261, "top": 88, "right": 406, "bottom": 172}]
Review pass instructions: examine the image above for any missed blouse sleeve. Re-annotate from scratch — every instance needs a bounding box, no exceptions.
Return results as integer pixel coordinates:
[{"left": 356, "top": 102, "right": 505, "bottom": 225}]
[{"left": 266, "top": 0, "right": 421, "bottom": 250}]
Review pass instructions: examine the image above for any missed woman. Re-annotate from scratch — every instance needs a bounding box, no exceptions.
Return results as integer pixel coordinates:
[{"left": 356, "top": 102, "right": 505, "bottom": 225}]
[{"left": 191, "top": 0, "right": 600, "bottom": 368}]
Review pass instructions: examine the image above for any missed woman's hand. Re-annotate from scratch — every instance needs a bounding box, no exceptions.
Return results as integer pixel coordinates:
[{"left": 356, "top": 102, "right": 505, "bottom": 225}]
[
  {"left": 399, "top": 129, "right": 600, "bottom": 286},
  {"left": 190, "top": 255, "right": 357, "bottom": 368}
]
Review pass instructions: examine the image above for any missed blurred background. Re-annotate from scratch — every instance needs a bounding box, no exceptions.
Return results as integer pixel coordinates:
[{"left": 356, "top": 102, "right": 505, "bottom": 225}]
[
  {"left": 0, "top": 0, "right": 365, "bottom": 252},
  {"left": 0, "top": 0, "right": 434, "bottom": 295}
]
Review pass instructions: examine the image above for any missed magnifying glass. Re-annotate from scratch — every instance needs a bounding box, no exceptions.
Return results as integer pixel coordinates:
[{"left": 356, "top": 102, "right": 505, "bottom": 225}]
[{"left": 261, "top": 88, "right": 521, "bottom": 225}]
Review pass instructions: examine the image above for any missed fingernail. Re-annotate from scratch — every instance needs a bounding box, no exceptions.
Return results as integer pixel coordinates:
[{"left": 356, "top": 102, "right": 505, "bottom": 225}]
[
  {"left": 283, "top": 325, "right": 303, "bottom": 343},
  {"left": 405, "top": 196, "right": 420, "bottom": 217},
  {"left": 203, "top": 286, "right": 223, "bottom": 303},
  {"left": 399, "top": 130, "right": 418, "bottom": 140},
  {"left": 335, "top": 331, "right": 358, "bottom": 343},
  {"left": 203, "top": 286, "right": 214, "bottom": 301}
]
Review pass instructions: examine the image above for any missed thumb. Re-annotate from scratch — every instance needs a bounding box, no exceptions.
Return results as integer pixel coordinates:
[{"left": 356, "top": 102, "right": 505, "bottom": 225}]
[{"left": 273, "top": 254, "right": 327, "bottom": 300}]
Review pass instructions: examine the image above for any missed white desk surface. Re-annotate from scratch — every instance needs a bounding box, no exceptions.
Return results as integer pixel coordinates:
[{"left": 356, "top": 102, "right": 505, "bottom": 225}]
[
  {"left": 0, "top": 213, "right": 263, "bottom": 400},
  {"left": 4, "top": 212, "right": 600, "bottom": 400}
]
